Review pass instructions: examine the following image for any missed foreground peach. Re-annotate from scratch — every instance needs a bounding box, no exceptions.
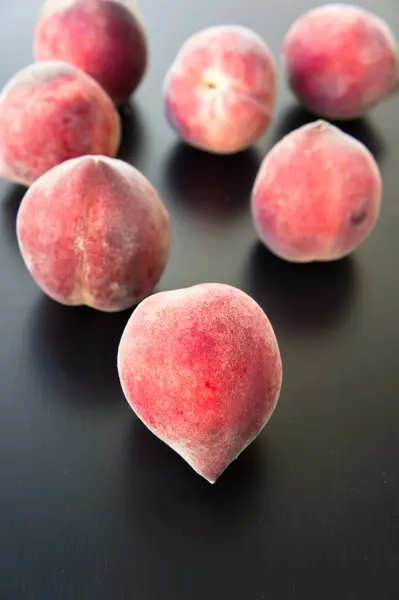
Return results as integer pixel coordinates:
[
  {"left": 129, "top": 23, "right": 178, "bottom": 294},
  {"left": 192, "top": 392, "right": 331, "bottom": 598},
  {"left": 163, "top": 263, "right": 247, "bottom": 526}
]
[
  {"left": 283, "top": 4, "right": 399, "bottom": 119},
  {"left": 0, "top": 61, "right": 120, "bottom": 186},
  {"left": 34, "top": 0, "right": 147, "bottom": 106},
  {"left": 164, "top": 25, "right": 276, "bottom": 154},
  {"left": 16, "top": 156, "right": 171, "bottom": 312},
  {"left": 251, "top": 121, "right": 382, "bottom": 262},
  {"left": 118, "top": 283, "right": 282, "bottom": 483}
]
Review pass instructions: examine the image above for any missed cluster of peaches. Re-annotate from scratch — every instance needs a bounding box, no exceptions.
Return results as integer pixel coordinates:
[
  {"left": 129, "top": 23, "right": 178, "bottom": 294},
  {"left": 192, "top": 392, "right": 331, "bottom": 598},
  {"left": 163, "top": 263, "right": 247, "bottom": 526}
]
[{"left": 1, "top": 0, "right": 397, "bottom": 483}]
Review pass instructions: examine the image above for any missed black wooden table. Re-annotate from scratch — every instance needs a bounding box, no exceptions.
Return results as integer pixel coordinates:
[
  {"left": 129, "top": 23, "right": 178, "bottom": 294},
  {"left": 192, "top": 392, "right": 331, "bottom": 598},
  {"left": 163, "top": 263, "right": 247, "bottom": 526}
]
[{"left": 0, "top": 1, "right": 398, "bottom": 598}]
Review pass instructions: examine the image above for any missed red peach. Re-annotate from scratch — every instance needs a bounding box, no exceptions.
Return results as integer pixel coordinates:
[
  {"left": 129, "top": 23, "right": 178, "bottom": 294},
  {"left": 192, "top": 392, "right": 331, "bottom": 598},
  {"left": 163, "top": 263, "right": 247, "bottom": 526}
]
[
  {"left": 34, "top": 0, "right": 148, "bottom": 106},
  {"left": 164, "top": 25, "right": 276, "bottom": 154},
  {"left": 117, "top": 283, "right": 282, "bottom": 483},
  {"left": 0, "top": 61, "right": 121, "bottom": 187},
  {"left": 283, "top": 4, "right": 399, "bottom": 120},
  {"left": 16, "top": 155, "right": 171, "bottom": 312},
  {"left": 251, "top": 120, "right": 382, "bottom": 262}
]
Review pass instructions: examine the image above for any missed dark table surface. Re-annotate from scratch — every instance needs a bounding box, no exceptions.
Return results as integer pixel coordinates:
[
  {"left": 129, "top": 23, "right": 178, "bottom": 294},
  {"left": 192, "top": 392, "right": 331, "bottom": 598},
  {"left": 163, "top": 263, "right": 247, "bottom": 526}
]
[{"left": 1, "top": 1, "right": 399, "bottom": 599}]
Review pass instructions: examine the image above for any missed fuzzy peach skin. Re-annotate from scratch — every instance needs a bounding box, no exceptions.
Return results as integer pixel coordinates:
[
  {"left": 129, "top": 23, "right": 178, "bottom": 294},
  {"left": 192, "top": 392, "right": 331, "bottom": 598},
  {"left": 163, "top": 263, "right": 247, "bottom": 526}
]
[
  {"left": 0, "top": 61, "right": 121, "bottom": 187},
  {"left": 117, "top": 283, "right": 282, "bottom": 483},
  {"left": 164, "top": 25, "right": 276, "bottom": 154},
  {"left": 283, "top": 4, "right": 399, "bottom": 120},
  {"left": 16, "top": 156, "right": 171, "bottom": 312},
  {"left": 251, "top": 120, "right": 382, "bottom": 262},
  {"left": 34, "top": 0, "right": 148, "bottom": 106}
]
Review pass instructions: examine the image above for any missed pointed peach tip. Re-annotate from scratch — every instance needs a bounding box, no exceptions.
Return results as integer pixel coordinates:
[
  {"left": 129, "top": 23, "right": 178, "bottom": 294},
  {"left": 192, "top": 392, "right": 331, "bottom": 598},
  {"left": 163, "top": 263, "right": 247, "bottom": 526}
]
[
  {"left": 197, "top": 470, "right": 217, "bottom": 484},
  {"left": 194, "top": 465, "right": 220, "bottom": 484},
  {"left": 313, "top": 119, "right": 328, "bottom": 130}
]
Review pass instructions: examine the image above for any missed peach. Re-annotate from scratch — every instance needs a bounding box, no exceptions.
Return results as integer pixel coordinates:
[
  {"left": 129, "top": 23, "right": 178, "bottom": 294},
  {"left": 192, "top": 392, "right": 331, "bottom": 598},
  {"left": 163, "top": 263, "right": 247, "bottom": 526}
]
[
  {"left": 164, "top": 25, "right": 276, "bottom": 154},
  {"left": 0, "top": 61, "right": 121, "bottom": 187},
  {"left": 117, "top": 283, "right": 282, "bottom": 483},
  {"left": 16, "top": 155, "right": 171, "bottom": 312},
  {"left": 283, "top": 4, "right": 399, "bottom": 120},
  {"left": 34, "top": 0, "right": 148, "bottom": 106},
  {"left": 251, "top": 120, "right": 382, "bottom": 262}
]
